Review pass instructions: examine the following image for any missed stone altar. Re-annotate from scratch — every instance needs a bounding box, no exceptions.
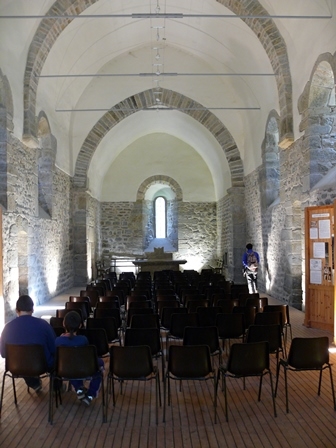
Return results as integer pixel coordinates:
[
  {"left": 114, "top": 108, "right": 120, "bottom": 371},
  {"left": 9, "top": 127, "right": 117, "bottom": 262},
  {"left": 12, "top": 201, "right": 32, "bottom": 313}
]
[{"left": 132, "top": 247, "right": 187, "bottom": 276}]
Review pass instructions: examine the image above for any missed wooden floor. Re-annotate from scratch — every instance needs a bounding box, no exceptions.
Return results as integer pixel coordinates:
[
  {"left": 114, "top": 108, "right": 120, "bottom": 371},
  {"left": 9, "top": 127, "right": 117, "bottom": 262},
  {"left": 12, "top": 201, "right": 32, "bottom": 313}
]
[{"left": 1, "top": 289, "right": 336, "bottom": 448}]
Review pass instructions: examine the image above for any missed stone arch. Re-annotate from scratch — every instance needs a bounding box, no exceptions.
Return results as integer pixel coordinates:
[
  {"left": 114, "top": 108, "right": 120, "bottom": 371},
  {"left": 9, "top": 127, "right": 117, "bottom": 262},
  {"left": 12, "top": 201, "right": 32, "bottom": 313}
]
[
  {"left": 37, "top": 111, "right": 57, "bottom": 217},
  {"left": 22, "top": 0, "right": 292, "bottom": 147},
  {"left": 0, "top": 69, "right": 14, "bottom": 210},
  {"left": 261, "top": 110, "right": 280, "bottom": 208},
  {"left": 137, "top": 175, "right": 183, "bottom": 201},
  {"left": 298, "top": 52, "right": 336, "bottom": 189},
  {"left": 73, "top": 89, "right": 243, "bottom": 190}
]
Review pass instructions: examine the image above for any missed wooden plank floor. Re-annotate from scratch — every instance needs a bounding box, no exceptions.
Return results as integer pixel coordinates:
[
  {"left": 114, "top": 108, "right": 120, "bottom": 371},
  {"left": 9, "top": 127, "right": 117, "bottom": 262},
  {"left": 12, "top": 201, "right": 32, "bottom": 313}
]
[{"left": 1, "top": 289, "right": 336, "bottom": 448}]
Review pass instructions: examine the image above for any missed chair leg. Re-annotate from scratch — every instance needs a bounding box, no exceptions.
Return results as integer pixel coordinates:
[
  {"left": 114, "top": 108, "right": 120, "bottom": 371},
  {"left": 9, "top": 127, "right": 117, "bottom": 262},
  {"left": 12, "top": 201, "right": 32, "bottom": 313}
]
[
  {"left": 48, "top": 375, "right": 53, "bottom": 424},
  {"left": 223, "top": 374, "right": 228, "bottom": 422},
  {"left": 284, "top": 367, "right": 289, "bottom": 413},
  {"left": 274, "top": 362, "right": 281, "bottom": 397},
  {"left": 0, "top": 373, "right": 7, "bottom": 418},
  {"left": 328, "top": 365, "right": 336, "bottom": 410},
  {"left": 163, "top": 374, "right": 167, "bottom": 422},
  {"left": 213, "top": 374, "right": 217, "bottom": 424},
  {"left": 268, "top": 371, "right": 277, "bottom": 418},
  {"left": 12, "top": 376, "right": 17, "bottom": 405},
  {"left": 257, "top": 374, "right": 263, "bottom": 401},
  {"left": 318, "top": 368, "right": 323, "bottom": 396}
]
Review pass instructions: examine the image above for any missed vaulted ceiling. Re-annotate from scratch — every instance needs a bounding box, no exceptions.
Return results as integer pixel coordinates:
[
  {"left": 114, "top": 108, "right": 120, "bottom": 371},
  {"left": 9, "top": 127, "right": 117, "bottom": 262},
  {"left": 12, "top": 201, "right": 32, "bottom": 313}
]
[{"left": 1, "top": 0, "right": 335, "bottom": 201}]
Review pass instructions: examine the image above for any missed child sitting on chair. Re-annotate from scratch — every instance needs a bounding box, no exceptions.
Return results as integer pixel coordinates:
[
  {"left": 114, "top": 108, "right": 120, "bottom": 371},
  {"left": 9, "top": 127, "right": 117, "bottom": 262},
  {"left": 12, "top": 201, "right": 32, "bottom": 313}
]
[{"left": 55, "top": 311, "right": 104, "bottom": 406}]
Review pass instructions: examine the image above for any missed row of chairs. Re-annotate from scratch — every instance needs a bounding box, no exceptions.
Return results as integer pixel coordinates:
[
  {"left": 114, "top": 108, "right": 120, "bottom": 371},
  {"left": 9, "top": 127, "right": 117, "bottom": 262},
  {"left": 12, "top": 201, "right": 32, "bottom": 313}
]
[{"left": 2, "top": 335, "right": 334, "bottom": 425}]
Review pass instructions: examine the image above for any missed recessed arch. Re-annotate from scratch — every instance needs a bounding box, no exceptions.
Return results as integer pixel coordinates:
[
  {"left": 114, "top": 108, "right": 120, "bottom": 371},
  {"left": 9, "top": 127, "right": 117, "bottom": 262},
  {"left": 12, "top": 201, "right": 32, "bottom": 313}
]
[
  {"left": 137, "top": 174, "right": 183, "bottom": 201},
  {"left": 22, "top": 0, "right": 293, "bottom": 148}
]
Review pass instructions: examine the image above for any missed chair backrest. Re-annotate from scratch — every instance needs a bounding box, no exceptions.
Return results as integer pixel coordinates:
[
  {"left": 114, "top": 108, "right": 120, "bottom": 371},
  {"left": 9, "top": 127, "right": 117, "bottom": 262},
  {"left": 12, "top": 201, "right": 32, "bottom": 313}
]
[
  {"left": 50, "top": 316, "right": 64, "bottom": 329},
  {"left": 94, "top": 307, "right": 122, "bottom": 328},
  {"left": 247, "top": 324, "right": 282, "bottom": 353},
  {"left": 65, "top": 301, "right": 89, "bottom": 321},
  {"left": 78, "top": 328, "right": 109, "bottom": 357},
  {"left": 128, "top": 300, "right": 152, "bottom": 310},
  {"left": 127, "top": 307, "right": 154, "bottom": 327},
  {"left": 227, "top": 342, "right": 270, "bottom": 375},
  {"left": 216, "top": 299, "right": 239, "bottom": 314},
  {"left": 5, "top": 344, "right": 48, "bottom": 376},
  {"left": 86, "top": 317, "right": 119, "bottom": 342},
  {"left": 130, "top": 313, "right": 160, "bottom": 329},
  {"left": 109, "top": 345, "right": 154, "bottom": 378},
  {"left": 287, "top": 337, "right": 329, "bottom": 369},
  {"left": 264, "top": 304, "right": 288, "bottom": 325},
  {"left": 233, "top": 306, "right": 257, "bottom": 330},
  {"left": 216, "top": 313, "right": 244, "bottom": 339},
  {"left": 168, "top": 345, "right": 212, "bottom": 378},
  {"left": 157, "top": 300, "right": 179, "bottom": 317},
  {"left": 124, "top": 328, "right": 162, "bottom": 356},
  {"left": 55, "top": 345, "right": 99, "bottom": 379},
  {"left": 245, "top": 297, "right": 268, "bottom": 313},
  {"left": 81, "top": 289, "right": 99, "bottom": 307},
  {"left": 254, "top": 311, "right": 282, "bottom": 326},
  {"left": 197, "top": 307, "right": 222, "bottom": 327},
  {"left": 96, "top": 300, "right": 119, "bottom": 309},
  {"left": 169, "top": 313, "right": 199, "bottom": 338},
  {"left": 161, "top": 307, "right": 188, "bottom": 330},
  {"left": 186, "top": 299, "right": 209, "bottom": 313},
  {"left": 183, "top": 326, "right": 220, "bottom": 354},
  {"left": 56, "top": 308, "right": 83, "bottom": 322}
]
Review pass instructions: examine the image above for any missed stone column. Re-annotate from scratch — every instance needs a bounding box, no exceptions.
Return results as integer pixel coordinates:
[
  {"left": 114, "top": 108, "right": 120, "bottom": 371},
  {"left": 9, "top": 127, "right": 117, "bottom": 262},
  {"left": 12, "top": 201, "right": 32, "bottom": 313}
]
[{"left": 73, "top": 187, "right": 89, "bottom": 285}]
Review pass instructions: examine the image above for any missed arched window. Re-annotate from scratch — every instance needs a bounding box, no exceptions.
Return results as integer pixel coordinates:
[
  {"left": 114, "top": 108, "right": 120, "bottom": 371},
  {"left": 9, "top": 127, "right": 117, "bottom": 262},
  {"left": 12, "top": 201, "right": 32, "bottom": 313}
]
[{"left": 155, "top": 196, "right": 166, "bottom": 238}]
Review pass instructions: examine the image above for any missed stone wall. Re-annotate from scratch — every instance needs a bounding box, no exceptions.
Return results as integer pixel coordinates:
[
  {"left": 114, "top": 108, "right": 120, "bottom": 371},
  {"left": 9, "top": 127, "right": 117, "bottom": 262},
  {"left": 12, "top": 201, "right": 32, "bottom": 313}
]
[
  {"left": 175, "top": 202, "right": 217, "bottom": 270},
  {"left": 2, "top": 135, "right": 73, "bottom": 320},
  {"left": 100, "top": 200, "right": 217, "bottom": 270}
]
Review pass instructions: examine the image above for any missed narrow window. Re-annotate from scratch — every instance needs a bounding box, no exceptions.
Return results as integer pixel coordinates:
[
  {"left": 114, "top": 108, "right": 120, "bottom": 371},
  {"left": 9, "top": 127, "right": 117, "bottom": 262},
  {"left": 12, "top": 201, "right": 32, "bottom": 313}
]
[{"left": 155, "top": 196, "right": 166, "bottom": 238}]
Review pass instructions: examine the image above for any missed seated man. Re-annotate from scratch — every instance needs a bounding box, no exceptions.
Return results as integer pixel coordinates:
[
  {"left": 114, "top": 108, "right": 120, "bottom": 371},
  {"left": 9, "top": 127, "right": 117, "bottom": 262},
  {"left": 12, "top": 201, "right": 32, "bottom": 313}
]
[
  {"left": 55, "top": 311, "right": 104, "bottom": 406},
  {"left": 0, "top": 295, "right": 56, "bottom": 392}
]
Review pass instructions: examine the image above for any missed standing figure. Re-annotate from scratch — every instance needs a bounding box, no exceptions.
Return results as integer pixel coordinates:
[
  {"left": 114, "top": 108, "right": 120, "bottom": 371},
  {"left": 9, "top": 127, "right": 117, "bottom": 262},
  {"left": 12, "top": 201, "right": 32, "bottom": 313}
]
[{"left": 242, "top": 243, "right": 260, "bottom": 294}]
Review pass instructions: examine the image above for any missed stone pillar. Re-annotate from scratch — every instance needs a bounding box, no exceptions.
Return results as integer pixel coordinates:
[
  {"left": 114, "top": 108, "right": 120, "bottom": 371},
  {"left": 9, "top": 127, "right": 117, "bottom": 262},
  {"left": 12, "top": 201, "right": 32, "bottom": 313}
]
[
  {"left": 226, "top": 187, "right": 246, "bottom": 282},
  {"left": 73, "top": 187, "right": 89, "bottom": 285}
]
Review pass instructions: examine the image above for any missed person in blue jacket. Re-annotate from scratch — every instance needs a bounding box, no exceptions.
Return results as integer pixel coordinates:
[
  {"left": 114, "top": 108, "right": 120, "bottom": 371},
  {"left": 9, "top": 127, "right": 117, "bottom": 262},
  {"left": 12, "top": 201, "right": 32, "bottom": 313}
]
[
  {"left": 55, "top": 311, "right": 104, "bottom": 406},
  {"left": 242, "top": 243, "right": 260, "bottom": 294},
  {"left": 0, "top": 295, "right": 56, "bottom": 392}
]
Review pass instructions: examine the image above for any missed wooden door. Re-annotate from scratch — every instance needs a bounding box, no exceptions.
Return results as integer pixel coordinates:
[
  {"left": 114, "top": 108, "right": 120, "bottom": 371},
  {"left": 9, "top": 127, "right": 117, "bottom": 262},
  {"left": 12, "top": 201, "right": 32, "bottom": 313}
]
[{"left": 304, "top": 202, "right": 335, "bottom": 340}]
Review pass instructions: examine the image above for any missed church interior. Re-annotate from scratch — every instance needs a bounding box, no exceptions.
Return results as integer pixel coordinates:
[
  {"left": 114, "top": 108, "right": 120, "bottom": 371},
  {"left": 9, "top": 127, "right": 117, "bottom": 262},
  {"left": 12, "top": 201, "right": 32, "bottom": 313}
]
[{"left": 1, "top": 2, "right": 336, "bottom": 446}]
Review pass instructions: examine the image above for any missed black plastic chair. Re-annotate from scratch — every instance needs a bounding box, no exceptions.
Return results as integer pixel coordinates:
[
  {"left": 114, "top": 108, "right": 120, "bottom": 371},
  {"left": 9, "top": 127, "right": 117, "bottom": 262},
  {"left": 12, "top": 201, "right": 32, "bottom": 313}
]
[
  {"left": 124, "top": 328, "right": 165, "bottom": 380},
  {"left": 247, "top": 324, "right": 284, "bottom": 374},
  {"left": 183, "top": 326, "right": 222, "bottom": 366},
  {"left": 107, "top": 345, "right": 161, "bottom": 424},
  {"left": 56, "top": 308, "right": 83, "bottom": 324},
  {"left": 78, "top": 328, "right": 110, "bottom": 358},
  {"left": 275, "top": 336, "right": 336, "bottom": 413},
  {"left": 166, "top": 313, "right": 199, "bottom": 355},
  {"left": 161, "top": 307, "right": 187, "bottom": 331},
  {"left": 254, "top": 311, "right": 286, "bottom": 356},
  {"left": 0, "top": 344, "right": 50, "bottom": 418},
  {"left": 186, "top": 299, "right": 209, "bottom": 313},
  {"left": 163, "top": 345, "right": 217, "bottom": 423},
  {"left": 264, "top": 304, "right": 292, "bottom": 344},
  {"left": 86, "top": 317, "right": 121, "bottom": 345},
  {"left": 157, "top": 300, "right": 179, "bottom": 318},
  {"left": 126, "top": 307, "right": 154, "bottom": 327},
  {"left": 218, "top": 341, "right": 277, "bottom": 422},
  {"left": 216, "top": 299, "right": 239, "bottom": 314},
  {"left": 216, "top": 313, "right": 245, "bottom": 352},
  {"left": 49, "top": 345, "right": 106, "bottom": 424},
  {"left": 65, "top": 301, "right": 89, "bottom": 321},
  {"left": 245, "top": 296, "right": 268, "bottom": 313},
  {"left": 130, "top": 313, "right": 160, "bottom": 329},
  {"left": 197, "top": 306, "right": 222, "bottom": 327},
  {"left": 233, "top": 306, "right": 257, "bottom": 332},
  {"left": 94, "top": 307, "right": 122, "bottom": 331}
]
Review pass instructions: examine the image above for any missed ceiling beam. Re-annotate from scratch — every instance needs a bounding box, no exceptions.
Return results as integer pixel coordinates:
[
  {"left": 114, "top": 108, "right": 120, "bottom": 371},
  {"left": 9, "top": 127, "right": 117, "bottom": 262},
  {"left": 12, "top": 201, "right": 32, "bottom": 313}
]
[
  {"left": 38, "top": 72, "right": 277, "bottom": 78},
  {"left": 55, "top": 107, "right": 261, "bottom": 112},
  {"left": 0, "top": 13, "right": 332, "bottom": 20}
]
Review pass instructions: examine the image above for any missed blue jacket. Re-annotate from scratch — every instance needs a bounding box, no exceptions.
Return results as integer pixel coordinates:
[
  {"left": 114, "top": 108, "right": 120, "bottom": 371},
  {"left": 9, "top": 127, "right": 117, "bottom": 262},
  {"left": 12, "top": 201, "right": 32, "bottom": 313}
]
[{"left": 0, "top": 315, "right": 56, "bottom": 368}]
